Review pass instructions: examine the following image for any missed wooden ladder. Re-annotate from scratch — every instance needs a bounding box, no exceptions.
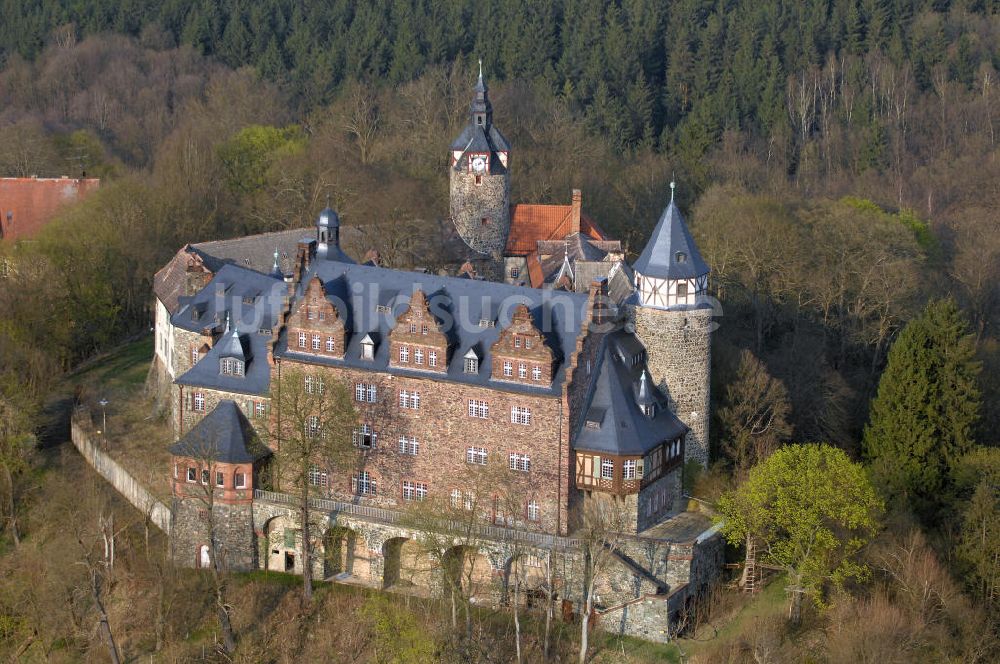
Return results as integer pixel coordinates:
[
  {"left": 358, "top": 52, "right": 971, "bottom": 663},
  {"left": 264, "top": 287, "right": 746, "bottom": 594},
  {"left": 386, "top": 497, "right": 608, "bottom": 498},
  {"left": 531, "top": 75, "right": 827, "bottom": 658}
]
[{"left": 743, "top": 539, "right": 761, "bottom": 594}]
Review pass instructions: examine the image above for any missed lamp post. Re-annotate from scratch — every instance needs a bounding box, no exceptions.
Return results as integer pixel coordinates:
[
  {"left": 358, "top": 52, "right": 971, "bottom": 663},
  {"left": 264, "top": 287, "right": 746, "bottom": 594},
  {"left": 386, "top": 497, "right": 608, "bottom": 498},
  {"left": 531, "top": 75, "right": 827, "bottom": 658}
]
[{"left": 98, "top": 399, "right": 109, "bottom": 446}]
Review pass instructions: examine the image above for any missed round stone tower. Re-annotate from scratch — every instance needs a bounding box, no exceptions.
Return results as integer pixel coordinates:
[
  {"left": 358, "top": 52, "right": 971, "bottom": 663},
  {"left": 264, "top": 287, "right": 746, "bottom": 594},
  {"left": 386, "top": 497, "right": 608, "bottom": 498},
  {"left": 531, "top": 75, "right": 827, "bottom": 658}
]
[
  {"left": 629, "top": 183, "right": 713, "bottom": 467},
  {"left": 448, "top": 64, "right": 511, "bottom": 257}
]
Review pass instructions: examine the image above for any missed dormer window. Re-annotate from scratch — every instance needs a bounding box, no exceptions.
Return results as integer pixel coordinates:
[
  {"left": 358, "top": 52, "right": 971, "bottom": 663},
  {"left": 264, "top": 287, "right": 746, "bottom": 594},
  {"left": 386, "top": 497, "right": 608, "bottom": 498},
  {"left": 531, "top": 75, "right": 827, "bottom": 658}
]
[
  {"left": 676, "top": 251, "right": 687, "bottom": 263},
  {"left": 220, "top": 358, "right": 245, "bottom": 377},
  {"left": 361, "top": 335, "right": 375, "bottom": 361},
  {"left": 463, "top": 348, "right": 479, "bottom": 374},
  {"left": 642, "top": 403, "right": 656, "bottom": 418}
]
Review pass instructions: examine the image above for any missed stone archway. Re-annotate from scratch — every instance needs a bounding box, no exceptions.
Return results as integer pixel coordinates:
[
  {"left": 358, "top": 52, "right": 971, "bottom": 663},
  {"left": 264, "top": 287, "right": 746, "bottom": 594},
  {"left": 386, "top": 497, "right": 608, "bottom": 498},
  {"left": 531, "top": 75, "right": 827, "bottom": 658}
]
[
  {"left": 323, "top": 526, "right": 359, "bottom": 578},
  {"left": 262, "top": 514, "right": 299, "bottom": 574},
  {"left": 382, "top": 537, "right": 408, "bottom": 588},
  {"left": 443, "top": 545, "right": 496, "bottom": 601}
]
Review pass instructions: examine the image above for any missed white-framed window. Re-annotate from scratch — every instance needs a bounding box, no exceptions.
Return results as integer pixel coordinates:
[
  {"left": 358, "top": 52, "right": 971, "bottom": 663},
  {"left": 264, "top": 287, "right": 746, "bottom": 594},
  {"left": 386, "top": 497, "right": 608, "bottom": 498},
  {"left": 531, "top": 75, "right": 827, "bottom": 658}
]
[
  {"left": 466, "top": 447, "right": 487, "bottom": 465},
  {"left": 306, "top": 415, "right": 320, "bottom": 438},
  {"left": 511, "top": 406, "right": 531, "bottom": 425},
  {"left": 468, "top": 399, "right": 489, "bottom": 418},
  {"left": 509, "top": 452, "right": 531, "bottom": 472},
  {"left": 220, "top": 358, "right": 244, "bottom": 376},
  {"left": 353, "top": 424, "right": 376, "bottom": 449},
  {"left": 307, "top": 308, "right": 316, "bottom": 321},
  {"left": 514, "top": 336, "right": 522, "bottom": 348},
  {"left": 355, "top": 383, "right": 377, "bottom": 402},
  {"left": 361, "top": 338, "right": 375, "bottom": 360},
  {"left": 191, "top": 346, "right": 200, "bottom": 365},
  {"left": 201, "top": 469, "right": 209, "bottom": 485},
  {"left": 525, "top": 338, "right": 533, "bottom": 349},
  {"left": 254, "top": 401, "right": 268, "bottom": 418},
  {"left": 325, "top": 336, "right": 335, "bottom": 352},
  {"left": 450, "top": 489, "right": 462, "bottom": 509},
  {"left": 414, "top": 348, "right": 424, "bottom": 365},
  {"left": 298, "top": 331, "right": 307, "bottom": 348},
  {"left": 532, "top": 366, "right": 542, "bottom": 381},
  {"left": 308, "top": 464, "right": 328, "bottom": 487},
  {"left": 398, "top": 436, "right": 419, "bottom": 455},
  {"left": 527, "top": 500, "right": 540, "bottom": 522},
  {"left": 311, "top": 334, "right": 321, "bottom": 350},
  {"left": 234, "top": 472, "right": 246, "bottom": 489},
  {"left": 352, "top": 471, "right": 376, "bottom": 496},
  {"left": 421, "top": 324, "right": 428, "bottom": 335},
  {"left": 429, "top": 350, "right": 437, "bottom": 367},
  {"left": 510, "top": 266, "right": 520, "bottom": 279},
  {"left": 503, "top": 360, "right": 512, "bottom": 377},
  {"left": 193, "top": 392, "right": 206, "bottom": 412},
  {"left": 409, "top": 323, "right": 417, "bottom": 334},
  {"left": 518, "top": 363, "right": 527, "bottom": 379},
  {"left": 186, "top": 467, "right": 196, "bottom": 482},
  {"left": 399, "top": 345, "right": 409, "bottom": 363},
  {"left": 216, "top": 471, "right": 224, "bottom": 487},
  {"left": 399, "top": 390, "right": 420, "bottom": 410},
  {"left": 623, "top": 459, "right": 637, "bottom": 480},
  {"left": 402, "top": 480, "right": 427, "bottom": 501},
  {"left": 601, "top": 458, "right": 614, "bottom": 480},
  {"left": 464, "top": 356, "right": 478, "bottom": 373},
  {"left": 305, "top": 375, "right": 324, "bottom": 395}
]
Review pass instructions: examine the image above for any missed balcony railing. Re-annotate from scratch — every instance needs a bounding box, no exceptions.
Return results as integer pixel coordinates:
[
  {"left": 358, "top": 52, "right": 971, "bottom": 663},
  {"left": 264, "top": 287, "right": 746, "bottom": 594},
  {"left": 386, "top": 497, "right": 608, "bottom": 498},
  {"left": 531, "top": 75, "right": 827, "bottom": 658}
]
[{"left": 254, "top": 489, "right": 584, "bottom": 550}]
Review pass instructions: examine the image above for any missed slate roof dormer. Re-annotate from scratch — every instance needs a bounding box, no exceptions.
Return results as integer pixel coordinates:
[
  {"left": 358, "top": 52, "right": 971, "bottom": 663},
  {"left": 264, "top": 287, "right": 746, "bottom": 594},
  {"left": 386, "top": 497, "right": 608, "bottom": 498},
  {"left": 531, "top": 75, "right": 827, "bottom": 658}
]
[
  {"left": 315, "top": 203, "right": 353, "bottom": 263},
  {"left": 632, "top": 184, "right": 709, "bottom": 281}
]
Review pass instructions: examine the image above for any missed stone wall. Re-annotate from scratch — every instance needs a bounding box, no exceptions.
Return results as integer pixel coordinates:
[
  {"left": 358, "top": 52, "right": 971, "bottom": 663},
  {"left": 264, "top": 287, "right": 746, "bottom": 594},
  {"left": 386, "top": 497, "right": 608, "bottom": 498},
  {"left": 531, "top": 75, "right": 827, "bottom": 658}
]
[
  {"left": 632, "top": 305, "right": 713, "bottom": 467},
  {"left": 449, "top": 168, "right": 510, "bottom": 256},
  {"left": 70, "top": 408, "right": 172, "bottom": 533},
  {"left": 170, "top": 497, "right": 257, "bottom": 571}
]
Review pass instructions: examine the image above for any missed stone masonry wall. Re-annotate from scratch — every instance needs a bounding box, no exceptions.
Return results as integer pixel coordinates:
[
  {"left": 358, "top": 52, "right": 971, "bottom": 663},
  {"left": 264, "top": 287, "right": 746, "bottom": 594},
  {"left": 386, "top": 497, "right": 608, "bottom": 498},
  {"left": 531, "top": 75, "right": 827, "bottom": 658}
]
[
  {"left": 171, "top": 497, "right": 257, "bottom": 571},
  {"left": 70, "top": 409, "right": 172, "bottom": 533},
  {"left": 632, "top": 305, "right": 713, "bottom": 466},
  {"left": 449, "top": 168, "right": 510, "bottom": 256}
]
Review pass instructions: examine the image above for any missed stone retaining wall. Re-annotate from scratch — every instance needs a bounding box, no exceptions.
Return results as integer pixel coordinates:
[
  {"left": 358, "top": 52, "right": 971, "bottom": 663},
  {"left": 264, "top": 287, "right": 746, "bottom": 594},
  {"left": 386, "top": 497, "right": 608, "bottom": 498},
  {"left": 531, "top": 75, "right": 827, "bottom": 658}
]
[{"left": 70, "top": 408, "right": 172, "bottom": 534}]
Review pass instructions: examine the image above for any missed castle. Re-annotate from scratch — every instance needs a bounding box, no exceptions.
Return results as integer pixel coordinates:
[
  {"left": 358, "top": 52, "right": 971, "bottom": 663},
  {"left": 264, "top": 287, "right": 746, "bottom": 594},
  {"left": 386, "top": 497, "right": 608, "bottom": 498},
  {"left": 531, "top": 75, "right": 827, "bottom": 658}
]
[{"left": 152, "top": 71, "right": 720, "bottom": 642}]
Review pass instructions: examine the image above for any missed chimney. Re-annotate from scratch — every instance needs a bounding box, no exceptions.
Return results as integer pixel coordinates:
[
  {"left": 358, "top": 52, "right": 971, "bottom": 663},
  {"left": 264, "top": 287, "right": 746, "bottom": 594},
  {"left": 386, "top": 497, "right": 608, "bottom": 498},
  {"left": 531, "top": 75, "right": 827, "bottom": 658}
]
[{"left": 571, "top": 189, "right": 582, "bottom": 235}]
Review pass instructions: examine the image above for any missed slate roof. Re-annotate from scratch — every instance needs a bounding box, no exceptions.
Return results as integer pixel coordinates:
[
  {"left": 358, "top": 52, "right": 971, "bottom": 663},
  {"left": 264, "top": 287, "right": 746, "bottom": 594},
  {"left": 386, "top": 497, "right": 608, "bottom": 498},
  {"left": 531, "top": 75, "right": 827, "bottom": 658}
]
[
  {"left": 535, "top": 234, "right": 623, "bottom": 288},
  {"left": 632, "top": 198, "right": 709, "bottom": 280},
  {"left": 573, "top": 331, "right": 687, "bottom": 456},
  {"left": 274, "top": 258, "right": 591, "bottom": 396},
  {"left": 190, "top": 227, "right": 314, "bottom": 276},
  {"left": 506, "top": 204, "right": 606, "bottom": 255},
  {"left": 172, "top": 264, "right": 287, "bottom": 396},
  {"left": 169, "top": 400, "right": 270, "bottom": 464}
]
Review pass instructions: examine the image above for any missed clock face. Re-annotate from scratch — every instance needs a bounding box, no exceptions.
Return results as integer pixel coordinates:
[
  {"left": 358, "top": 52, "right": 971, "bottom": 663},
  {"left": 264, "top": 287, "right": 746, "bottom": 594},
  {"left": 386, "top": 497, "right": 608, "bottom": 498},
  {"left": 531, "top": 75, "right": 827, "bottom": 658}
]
[{"left": 471, "top": 156, "right": 486, "bottom": 173}]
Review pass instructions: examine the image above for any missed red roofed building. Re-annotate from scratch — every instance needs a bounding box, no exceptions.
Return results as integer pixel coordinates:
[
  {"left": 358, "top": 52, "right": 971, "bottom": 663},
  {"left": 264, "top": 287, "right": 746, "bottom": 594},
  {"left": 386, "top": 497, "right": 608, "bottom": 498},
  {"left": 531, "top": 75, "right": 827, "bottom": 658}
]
[
  {"left": 502, "top": 189, "right": 623, "bottom": 289},
  {"left": 0, "top": 176, "right": 100, "bottom": 241}
]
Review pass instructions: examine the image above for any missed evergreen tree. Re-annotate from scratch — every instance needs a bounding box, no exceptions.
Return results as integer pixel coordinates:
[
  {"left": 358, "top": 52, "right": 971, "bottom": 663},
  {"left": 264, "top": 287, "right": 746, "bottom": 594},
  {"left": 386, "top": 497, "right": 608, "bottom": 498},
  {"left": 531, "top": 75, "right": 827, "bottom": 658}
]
[{"left": 863, "top": 299, "right": 981, "bottom": 504}]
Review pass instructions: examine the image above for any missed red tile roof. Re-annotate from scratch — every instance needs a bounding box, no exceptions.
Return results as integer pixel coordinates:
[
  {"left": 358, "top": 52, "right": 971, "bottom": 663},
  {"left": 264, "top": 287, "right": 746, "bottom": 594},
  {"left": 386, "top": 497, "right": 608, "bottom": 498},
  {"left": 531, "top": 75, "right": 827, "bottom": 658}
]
[
  {"left": 505, "top": 204, "right": 606, "bottom": 255},
  {"left": 525, "top": 252, "right": 545, "bottom": 288},
  {"left": 0, "top": 177, "right": 100, "bottom": 241}
]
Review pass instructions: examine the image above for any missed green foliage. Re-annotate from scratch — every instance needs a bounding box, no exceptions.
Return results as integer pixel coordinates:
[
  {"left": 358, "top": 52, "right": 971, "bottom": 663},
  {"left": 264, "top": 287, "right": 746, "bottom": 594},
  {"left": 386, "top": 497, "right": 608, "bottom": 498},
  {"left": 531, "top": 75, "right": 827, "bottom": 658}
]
[
  {"left": 841, "top": 197, "right": 937, "bottom": 253},
  {"left": 717, "top": 444, "right": 883, "bottom": 616},
  {"left": 216, "top": 125, "right": 305, "bottom": 194},
  {"left": 863, "top": 299, "right": 981, "bottom": 503},
  {"left": 360, "top": 594, "right": 436, "bottom": 664}
]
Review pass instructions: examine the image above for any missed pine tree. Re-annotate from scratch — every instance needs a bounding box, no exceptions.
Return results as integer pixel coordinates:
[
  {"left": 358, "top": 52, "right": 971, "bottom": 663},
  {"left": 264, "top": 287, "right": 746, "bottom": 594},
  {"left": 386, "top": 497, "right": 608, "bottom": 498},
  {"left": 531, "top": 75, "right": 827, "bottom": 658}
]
[{"left": 863, "top": 299, "right": 981, "bottom": 504}]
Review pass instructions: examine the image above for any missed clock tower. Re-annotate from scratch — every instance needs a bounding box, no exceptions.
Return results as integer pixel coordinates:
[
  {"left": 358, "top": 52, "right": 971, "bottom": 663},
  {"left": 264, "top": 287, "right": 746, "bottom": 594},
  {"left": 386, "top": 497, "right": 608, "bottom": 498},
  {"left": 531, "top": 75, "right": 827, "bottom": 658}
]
[{"left": 449, "top": 63, "right": 511, "bottom": 257}]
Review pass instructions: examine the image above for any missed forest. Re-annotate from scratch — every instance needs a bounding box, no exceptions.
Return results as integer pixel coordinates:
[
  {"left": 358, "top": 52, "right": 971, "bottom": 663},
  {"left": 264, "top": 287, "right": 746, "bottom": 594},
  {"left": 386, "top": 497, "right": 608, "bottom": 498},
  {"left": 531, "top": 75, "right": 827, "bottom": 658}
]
[{"left": 0, "top": 0, "right": 997, "bottom": 661}]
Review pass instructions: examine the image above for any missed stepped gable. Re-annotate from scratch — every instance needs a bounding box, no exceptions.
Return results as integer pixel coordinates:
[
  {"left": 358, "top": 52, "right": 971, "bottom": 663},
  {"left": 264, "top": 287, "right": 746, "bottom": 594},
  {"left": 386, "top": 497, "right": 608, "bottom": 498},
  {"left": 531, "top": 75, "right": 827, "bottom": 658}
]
[
  {"left": 276, "top": 260, "right": 590, "bottom": 396},
  {"left": 169, "top": 400, "right": 270, "bottom": 464},
  {"left": 573, "top": 331, "right": 687, "bottom": 456},
  {"left": 172, "top": 264, "right": 286, "bottom": 396}
]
